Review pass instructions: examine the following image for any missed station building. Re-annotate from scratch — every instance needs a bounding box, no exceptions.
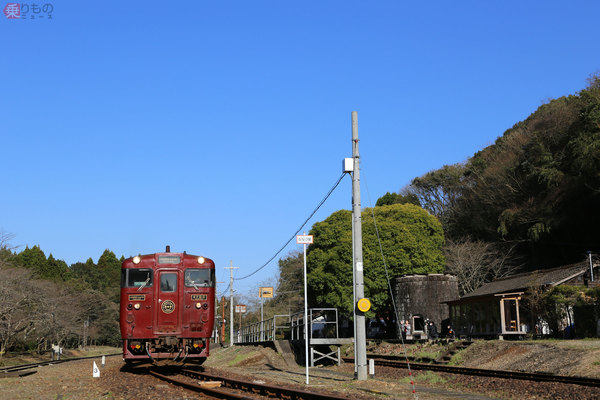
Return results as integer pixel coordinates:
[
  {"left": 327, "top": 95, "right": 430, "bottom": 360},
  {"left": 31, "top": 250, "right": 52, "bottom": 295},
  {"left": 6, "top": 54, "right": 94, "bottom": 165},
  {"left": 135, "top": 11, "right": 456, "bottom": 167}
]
[{"left": 445, "top": 262, "right": 600, "bottom": 338}]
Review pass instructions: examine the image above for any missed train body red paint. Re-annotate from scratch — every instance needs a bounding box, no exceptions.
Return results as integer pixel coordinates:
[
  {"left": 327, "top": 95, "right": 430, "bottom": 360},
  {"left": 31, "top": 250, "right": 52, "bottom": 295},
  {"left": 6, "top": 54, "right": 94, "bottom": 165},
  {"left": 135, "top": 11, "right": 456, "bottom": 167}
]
[{"left": 120, "top": 249, "right": 215, "bottom": 365}]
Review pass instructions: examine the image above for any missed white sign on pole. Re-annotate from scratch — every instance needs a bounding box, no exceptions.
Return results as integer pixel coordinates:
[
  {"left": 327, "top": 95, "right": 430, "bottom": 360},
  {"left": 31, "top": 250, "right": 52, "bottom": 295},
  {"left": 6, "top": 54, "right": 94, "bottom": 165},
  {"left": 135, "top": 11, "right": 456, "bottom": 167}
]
[
  {"left": 93, "top": 361, "right": 100, "bottom": 378},
  {"left": 298, "top": 232, "right": 312, "bottom": 385},
  {"left": 296, "top": 235, "right": 313, "bottom": 244},
  {"left": 235, "top": 304, "right": 247, "bottom": 313}
]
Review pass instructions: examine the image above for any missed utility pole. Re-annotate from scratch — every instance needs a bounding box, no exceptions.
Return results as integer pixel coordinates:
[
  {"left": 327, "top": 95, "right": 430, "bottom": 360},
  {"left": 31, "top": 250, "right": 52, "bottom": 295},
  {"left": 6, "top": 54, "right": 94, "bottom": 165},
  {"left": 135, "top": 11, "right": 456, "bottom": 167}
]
[
  {"left": 221, "top": 296, "right": 226, "bottom": 343},
  {"left": 351, "top": 111, "right": 368, "bottom": 380},
  {"left": 588, "top": 251, "right": 594, "bottom": 282},
  {"left": 225, "top": 261, "right": 238, "bottom": 346},
  {"left": 215, "top": 280, "right": 225, "bottom": 344}
]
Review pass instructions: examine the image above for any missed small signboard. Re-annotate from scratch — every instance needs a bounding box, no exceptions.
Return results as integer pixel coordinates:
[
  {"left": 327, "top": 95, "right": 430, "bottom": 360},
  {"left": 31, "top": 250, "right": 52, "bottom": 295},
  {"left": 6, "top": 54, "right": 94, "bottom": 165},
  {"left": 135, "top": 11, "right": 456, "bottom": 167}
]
[
  {"left": 259, "top": 287, "right": 273, "bottom": 298},
  {"left": 93, "top": 361, "right": 100, "bottom": 378},
  {"left": 235, "top": 304, "right": 247, "bottom": 313},
  {"left": 296, "top": 235, "right": 313, "bottom": 244}
]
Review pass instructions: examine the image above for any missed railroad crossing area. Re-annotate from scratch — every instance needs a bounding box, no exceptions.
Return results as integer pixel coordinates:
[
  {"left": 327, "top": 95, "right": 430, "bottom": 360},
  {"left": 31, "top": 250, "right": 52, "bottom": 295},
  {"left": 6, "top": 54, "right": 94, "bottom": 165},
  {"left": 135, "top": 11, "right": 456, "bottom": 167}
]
[{"left": 232, "top": 308, "right": 353, "bottom": 366}]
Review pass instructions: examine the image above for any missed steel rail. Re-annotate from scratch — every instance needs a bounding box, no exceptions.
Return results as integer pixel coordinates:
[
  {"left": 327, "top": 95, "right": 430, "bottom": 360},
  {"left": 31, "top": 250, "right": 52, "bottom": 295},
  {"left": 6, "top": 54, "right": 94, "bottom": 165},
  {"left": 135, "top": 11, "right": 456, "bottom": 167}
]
[
  {"left": 149, "top": 369, "right": 253, "bottom": 400},
  {"left": 184, "top": 368, "right": 349, "bottom": 400},
  {"left": 343, "top": 356, "right": 600, "bottom": 387},
  {"left": 147, "top": 367, "right": 349, "bottom": 400},
  {"left": 0, "top": 353, "right": 121, "bottom": 375}
]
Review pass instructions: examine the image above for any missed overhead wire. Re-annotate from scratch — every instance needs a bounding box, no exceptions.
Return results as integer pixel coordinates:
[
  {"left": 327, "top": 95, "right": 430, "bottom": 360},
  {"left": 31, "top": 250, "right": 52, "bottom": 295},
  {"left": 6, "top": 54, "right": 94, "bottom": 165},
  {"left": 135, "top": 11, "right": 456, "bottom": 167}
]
[
  {"left": 217, "top": 283, "right": 230, "bottom": 299},
  {"left": 362, "top": 166, "right": 419, "bottom": 399},
  {"left": 235, "top": 172, "right": 348, "bottom": 281}
]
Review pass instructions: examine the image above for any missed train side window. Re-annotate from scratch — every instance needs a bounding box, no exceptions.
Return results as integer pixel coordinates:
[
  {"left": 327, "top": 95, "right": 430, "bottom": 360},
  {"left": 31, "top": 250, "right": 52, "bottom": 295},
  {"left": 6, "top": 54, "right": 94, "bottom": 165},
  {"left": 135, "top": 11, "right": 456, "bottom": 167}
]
[
  {"left": 122, "top": 269, "right": 153, "bottom": 288},
  {"left": 185, "top": 268, "right": 214, "bottom": 288},
  {"left": 160, "top": 273, "right": 177, "bottom": 292}
]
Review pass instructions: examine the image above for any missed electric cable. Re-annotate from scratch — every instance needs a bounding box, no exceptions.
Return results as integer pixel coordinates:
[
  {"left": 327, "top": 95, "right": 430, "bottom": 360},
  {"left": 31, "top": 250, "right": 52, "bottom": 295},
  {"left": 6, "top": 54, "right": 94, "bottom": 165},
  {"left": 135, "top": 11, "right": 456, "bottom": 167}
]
[
  {"left": 217, "top": 283, "right": 230, "bottom": 299},
  {"left": 363, "top": 167, "right": 419, "bottom": 399},
  {"left": 235, "top": 172, "right": 348, "bottom": 281}
]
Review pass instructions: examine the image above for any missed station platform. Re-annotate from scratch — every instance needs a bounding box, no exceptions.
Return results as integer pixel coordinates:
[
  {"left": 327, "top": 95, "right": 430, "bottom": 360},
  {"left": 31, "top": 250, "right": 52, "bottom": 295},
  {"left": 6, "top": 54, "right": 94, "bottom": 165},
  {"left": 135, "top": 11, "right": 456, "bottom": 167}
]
[{"left": 234, "top": 308, "right": 353, "bottom": 366}]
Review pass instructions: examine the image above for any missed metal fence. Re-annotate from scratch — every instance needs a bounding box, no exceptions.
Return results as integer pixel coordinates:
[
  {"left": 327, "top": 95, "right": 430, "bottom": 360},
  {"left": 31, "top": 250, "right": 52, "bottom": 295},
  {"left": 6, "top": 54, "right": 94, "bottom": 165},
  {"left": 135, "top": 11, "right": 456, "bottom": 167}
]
[
  {"left": 290, "top": 308, "right": 340, "bottom": 341},
  {"left": 236, "top": 314, "right": 291, "bottom": 343}
]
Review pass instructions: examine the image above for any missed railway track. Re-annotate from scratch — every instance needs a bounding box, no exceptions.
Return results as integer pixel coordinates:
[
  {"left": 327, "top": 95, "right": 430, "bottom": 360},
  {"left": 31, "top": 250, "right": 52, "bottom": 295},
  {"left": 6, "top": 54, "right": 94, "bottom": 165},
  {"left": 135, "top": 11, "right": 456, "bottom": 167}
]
[
  {"left": 343, "top": 356, "right": 600, "bottom": 387},
  {"left": 148, "top": 367, "right": 348, "bottom": 400},
  {"left": 0, "top": 353, "right": 121, "bottom": 378}
]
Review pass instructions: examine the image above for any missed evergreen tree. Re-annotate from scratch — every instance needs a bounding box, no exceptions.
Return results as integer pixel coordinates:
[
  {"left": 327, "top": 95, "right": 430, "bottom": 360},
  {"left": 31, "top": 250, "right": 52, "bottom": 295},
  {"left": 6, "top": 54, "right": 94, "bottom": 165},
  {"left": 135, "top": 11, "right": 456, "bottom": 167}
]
[{"left": 307, "top": 204, "right": 445, "bottom": 316}]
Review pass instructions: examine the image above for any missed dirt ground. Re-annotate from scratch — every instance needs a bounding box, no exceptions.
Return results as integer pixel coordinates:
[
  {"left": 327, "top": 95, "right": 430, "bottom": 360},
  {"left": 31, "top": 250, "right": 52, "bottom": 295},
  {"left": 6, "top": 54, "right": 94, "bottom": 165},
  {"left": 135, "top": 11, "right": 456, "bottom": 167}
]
[
  {"left": 453, "top": 339, "right": 600, "bottom": 378},
  {"left": 205, "top": 340, "right": 600, "bottom": 399},
  {"left": 1, "top": 341, "right": 600, "bottom": 399}
]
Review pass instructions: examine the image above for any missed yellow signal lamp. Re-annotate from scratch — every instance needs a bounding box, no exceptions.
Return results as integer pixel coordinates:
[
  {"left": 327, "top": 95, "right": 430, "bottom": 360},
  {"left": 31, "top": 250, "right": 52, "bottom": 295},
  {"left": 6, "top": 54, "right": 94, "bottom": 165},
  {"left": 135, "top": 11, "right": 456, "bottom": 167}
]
[{"left": 357, "top": 298, "right": 371, "bottom": 313}]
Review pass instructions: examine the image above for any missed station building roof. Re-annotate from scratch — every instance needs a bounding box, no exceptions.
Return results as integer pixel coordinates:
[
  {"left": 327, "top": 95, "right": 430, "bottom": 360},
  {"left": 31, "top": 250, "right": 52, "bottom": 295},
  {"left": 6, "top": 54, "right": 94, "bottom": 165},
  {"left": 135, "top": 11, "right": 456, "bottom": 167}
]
[{"left": 447, "top": 262, "right": 593, "bottom": 304}]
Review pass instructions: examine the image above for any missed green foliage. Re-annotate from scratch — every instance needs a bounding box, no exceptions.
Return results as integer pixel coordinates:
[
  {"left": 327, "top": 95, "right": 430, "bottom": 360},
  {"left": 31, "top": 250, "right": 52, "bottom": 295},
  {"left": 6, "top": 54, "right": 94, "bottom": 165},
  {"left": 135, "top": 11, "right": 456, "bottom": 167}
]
[
  {"left": 307, "top": 204, "right": 445, "bottom": 316},
  {"left": 0, "top": 234, "right": 123, "bottom": 352},
  {"left": 538, "top": 285, "right": 600, "bottom": 337},
  {"left": 17, "top": 246, "right": 70, "bottom": 281},
  {"left": 375, "top": 192, "right": 420, "bottom": 207},
  {"left": 97, "top": 249, "right": 122, "bottom": 302},
  {"left": 272, "top": 252, "right": 304, "bottom": 315}
]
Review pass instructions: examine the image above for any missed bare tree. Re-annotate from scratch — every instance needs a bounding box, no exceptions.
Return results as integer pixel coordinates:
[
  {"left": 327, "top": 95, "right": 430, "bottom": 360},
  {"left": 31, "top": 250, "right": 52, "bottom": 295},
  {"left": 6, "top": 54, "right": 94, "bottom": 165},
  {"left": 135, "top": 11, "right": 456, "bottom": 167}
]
[
  {"left": 0, "top": 230, "right": 19, "bottom": 268},
  {"left": 0, "top": 267, "right": 40, "bottom": 356},
  {"left": 444, "top": 238, "right": 521, "bottom": 295}
]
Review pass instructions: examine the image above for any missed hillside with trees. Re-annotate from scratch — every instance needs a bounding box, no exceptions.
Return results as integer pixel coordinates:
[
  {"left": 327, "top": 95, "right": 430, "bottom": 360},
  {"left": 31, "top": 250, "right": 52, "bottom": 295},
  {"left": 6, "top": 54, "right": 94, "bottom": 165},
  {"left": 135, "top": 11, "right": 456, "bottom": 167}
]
[
  {"left": 398, "top": 74, "right": 600, "bottom": 289},
  {"left": 0, "top": 231, "right": 121, "bottom": 358}
]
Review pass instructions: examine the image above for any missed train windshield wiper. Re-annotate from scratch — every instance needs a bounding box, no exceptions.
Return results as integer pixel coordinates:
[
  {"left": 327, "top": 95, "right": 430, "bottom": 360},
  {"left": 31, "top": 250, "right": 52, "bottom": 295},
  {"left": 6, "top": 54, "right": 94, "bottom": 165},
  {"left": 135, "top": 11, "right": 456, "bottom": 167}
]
[{"left": 138, "top": 276, "right": 150, "bottom": 291}]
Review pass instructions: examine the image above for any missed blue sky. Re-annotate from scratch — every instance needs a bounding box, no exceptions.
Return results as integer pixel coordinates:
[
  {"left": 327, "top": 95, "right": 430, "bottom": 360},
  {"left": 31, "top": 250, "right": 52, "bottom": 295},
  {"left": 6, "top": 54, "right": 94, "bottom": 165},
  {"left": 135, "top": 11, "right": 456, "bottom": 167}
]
[{"left": 2, "top": 1, "right": 599, "bottom": 299}]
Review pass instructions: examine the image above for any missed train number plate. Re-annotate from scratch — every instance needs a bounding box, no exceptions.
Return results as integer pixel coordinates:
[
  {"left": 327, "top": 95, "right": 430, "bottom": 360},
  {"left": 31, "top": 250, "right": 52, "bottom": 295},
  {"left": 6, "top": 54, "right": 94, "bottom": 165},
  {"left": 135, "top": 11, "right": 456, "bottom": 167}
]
[
  {"left": 128, "top": 295, "right": 145, "bottom": 301},
  {"left": 191, "top": 294, "right": 207, "bottom": 301}
]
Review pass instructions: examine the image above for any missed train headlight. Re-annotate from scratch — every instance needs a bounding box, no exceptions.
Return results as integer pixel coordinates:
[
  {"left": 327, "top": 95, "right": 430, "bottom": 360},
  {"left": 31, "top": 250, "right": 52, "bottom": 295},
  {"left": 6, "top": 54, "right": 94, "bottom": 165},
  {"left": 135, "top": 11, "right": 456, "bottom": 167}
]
[
  {"left": 197, "top": 257, "right": 205, "bottom": 264},
  {"left": 133, "top": 256, "right": 141, "bottom": 264},
  {"left": 195, "top": 303, "right": 202, "bottom": 309},
  {"left": 134, "top": 303, "right": 141, "bottom": 310},
  {"left": 202, "top": 303, "right": 209, "bottom": 310}
]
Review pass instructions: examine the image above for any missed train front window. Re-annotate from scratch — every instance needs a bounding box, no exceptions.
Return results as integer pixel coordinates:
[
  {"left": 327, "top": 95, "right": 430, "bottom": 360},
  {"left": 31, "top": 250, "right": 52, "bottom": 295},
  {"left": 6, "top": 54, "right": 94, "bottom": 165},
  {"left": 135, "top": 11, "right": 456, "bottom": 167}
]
[
  {"left": 122, "top": 269, "right": 153, "bottom": 288},
  {"left": 160, "top": 273, "right": 177, "bottom": 292},
  {"left": 184, "top": 269, "right": 214, "bottom": 288}
]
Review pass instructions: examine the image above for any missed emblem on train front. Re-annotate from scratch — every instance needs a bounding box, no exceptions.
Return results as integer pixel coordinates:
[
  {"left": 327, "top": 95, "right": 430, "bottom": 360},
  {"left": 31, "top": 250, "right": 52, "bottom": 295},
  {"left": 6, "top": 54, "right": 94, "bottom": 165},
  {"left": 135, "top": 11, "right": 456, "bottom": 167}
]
[{"left": 161, "top": 300, "right": 175, "bottom": 314}]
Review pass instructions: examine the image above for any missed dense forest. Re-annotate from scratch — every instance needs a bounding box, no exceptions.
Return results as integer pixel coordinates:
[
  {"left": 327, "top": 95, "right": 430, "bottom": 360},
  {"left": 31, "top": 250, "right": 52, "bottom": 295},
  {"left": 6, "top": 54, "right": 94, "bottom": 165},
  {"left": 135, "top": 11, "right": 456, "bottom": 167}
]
[
  {"left": 0, "top": 231, "right": 121, "bottom": 357},
  {"left": 400, "top": 74, "right": 600, "bottom": 271}
]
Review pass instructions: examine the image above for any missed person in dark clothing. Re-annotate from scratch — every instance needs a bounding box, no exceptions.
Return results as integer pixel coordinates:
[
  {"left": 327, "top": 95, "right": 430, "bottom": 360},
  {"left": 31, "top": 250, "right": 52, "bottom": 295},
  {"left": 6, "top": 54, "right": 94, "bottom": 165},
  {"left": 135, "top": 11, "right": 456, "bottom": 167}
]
[{"left": 428, "top": 321, "right": 438, "bottom": 339}]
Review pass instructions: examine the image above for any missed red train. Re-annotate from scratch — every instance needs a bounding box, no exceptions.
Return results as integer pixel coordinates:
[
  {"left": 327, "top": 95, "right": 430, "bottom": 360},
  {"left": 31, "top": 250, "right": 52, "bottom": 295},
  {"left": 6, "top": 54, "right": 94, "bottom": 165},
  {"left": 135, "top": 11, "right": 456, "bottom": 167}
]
[{"left": 120, "top": 246, "right": 215, "bottom": 365}]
